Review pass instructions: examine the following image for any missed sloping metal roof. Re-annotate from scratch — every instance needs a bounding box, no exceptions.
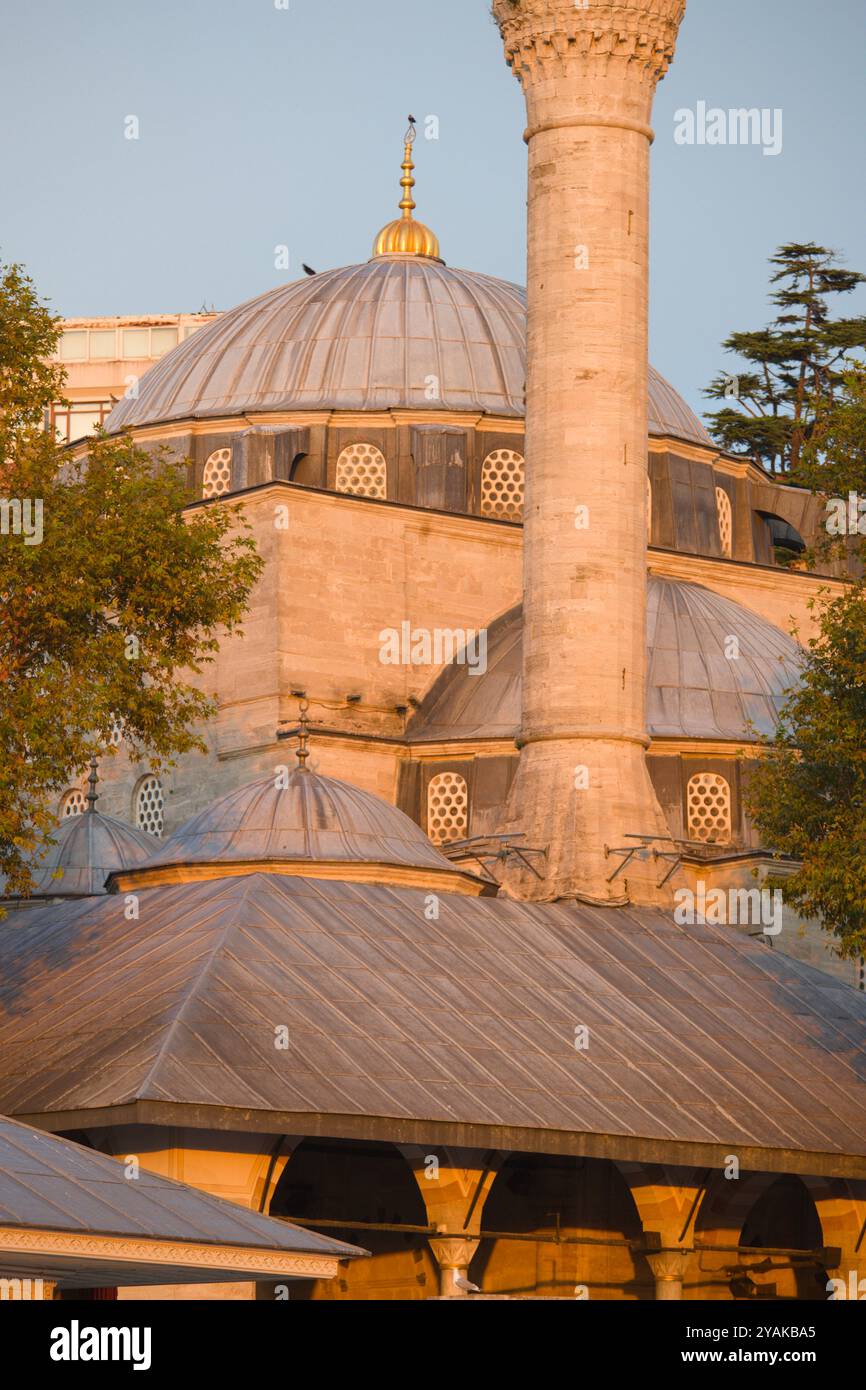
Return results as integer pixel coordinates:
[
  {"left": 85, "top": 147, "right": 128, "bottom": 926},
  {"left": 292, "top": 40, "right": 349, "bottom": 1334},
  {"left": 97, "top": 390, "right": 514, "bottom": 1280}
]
[
  {"left": 104, "top": 259, "right": 712, "bottom": 446},
  {"left": 0, "top": 1112, "right": 360, "bottom": 1258},
  {"left": 1, "top": 874, "right": 864, "bottom": 1168},
  {"left": 408, "top": 578, "right": 803, "bottom": 743},
  {"left": 1, "top": 810, "right": 152, "bottom": 901}
]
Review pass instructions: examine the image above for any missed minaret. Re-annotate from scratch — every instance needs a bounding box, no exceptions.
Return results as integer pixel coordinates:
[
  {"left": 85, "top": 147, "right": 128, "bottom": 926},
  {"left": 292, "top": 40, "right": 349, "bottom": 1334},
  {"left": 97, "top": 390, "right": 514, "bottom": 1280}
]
[{"left": 492, "top": 0, "right": 687, "bottom": 904}]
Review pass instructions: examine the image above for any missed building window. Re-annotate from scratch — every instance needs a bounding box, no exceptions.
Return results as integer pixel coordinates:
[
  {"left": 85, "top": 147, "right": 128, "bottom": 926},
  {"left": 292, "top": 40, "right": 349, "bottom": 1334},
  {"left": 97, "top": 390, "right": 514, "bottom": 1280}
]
[
  {"left": 716, "top": 486, "right": 733, "bottom": 558},
  {"left": 647, "top": 474, "right": 653, "bottom": 542},
  {"left": 107, "top": 715, "right": 124, "bottom": 749},
  {"left": 426, "top": 772, "right": 469, "bottom": 846},
  {"left": 51, "top": 401, "right": 113, "bottom": 444},
  {"left": 89, "top": 329, "right": 117, "bottom": 360},
  {"left": 686, "top": 772, "right": 732, "bottom": 844},
  {"left": 60, "top": 789, "right": 87, "bottom": 818},
  {"left": 480, "top": 449, "right": 525, "bottom": 521},
  {"left": 58, "top": 330, "right": 88, "bottom": 362},
  {"left": 335, "top": 444, "right": 387, "bottom": 500},
  {"left": 135, "top": 776, "right": 164, "bottom": 837},
  {"left": 202, "top": 448, "right": 233, "bottom": 499}
]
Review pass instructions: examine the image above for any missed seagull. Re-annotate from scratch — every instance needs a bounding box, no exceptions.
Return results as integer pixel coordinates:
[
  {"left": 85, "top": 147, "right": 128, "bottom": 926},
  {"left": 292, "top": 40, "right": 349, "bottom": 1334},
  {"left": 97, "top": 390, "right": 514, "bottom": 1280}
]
[
  {"left": 302, "top": 264, "right": 317, "bottom": 277},
  {"left": 453, "top": 1274, "right": 480, "bottom": 1294}
]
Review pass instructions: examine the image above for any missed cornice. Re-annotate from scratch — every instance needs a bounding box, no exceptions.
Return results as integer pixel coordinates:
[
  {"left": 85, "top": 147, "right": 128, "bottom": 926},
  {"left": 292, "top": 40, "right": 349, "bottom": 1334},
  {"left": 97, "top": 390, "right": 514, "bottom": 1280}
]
[{"left": 0, "top": 1226, "right": 341, "bottom": 1280}]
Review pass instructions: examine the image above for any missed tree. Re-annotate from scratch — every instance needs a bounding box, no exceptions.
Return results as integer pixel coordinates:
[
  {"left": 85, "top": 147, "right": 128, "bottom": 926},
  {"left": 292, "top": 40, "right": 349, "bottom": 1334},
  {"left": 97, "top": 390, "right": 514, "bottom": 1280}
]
[
  {"left": 745, "top": 583, "right": 866, "bottom": 958},
  {"left": 704, "top": 243, "right": 866, "bottom": 477},
  {"left": 0, "top": 261, "right": 263, "bottom": 897}
]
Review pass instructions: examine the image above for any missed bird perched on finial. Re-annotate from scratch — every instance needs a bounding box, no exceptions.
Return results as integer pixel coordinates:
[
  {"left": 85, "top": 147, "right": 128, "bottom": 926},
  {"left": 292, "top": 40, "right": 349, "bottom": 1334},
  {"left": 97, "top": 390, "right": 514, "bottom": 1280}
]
[{"left": 408, "top": 114, "right": 416, "bottom": 125}]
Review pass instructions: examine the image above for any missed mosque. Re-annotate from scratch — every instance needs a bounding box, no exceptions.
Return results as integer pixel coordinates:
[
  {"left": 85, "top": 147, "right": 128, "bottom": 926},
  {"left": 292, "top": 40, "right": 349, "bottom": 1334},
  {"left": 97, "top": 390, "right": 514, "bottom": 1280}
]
[{"left": 2, "top": 0, "right": 866, "bottom": 1301}]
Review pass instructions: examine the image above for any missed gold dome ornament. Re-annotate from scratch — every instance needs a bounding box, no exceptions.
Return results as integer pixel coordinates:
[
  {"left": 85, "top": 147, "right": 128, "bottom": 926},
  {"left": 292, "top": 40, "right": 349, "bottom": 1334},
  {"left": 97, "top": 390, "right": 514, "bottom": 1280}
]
[{"left": 372, "top": 120, "right": 442, "bottom": 262}]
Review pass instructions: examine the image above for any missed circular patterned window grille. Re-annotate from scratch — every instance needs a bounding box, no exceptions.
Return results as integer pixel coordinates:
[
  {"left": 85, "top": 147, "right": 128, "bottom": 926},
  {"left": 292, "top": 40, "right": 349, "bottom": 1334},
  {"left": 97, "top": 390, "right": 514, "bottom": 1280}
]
[
  {"left": 135, "top": 776, "right": 165, "bottom": 837},
  {"left": 427, "top": 771, "right": 469, "bottom": 846},
  {"left": 716, "top": 486, "right": 732, "bottom": 558},
  {"left": 480, "top": 449, "right": 525, "bottom": 521},
  {"left": 60, "top": 789, "right": 87, "bottom": 818},
  {"left": 335, "top": 444, "right": 387, "bottom": 500},
  {"left": 687, "top": 772, "right": 732, "bottom": 844},
  {"left": 202, "top": 448, "right": 233, "bottom": 499}
]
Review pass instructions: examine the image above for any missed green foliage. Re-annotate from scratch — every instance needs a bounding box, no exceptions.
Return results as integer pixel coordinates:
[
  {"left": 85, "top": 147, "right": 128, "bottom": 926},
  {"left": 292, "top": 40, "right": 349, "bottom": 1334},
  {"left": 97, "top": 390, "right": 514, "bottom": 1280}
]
[
  {"left": 704, "top": 243, "right": 866, "bottom": 476},
  {"left": 746, "top": 584, "right": 866, "bottom": 957},
  {"left": 0, "top": 261, "right": 263, "bottom": 896}
]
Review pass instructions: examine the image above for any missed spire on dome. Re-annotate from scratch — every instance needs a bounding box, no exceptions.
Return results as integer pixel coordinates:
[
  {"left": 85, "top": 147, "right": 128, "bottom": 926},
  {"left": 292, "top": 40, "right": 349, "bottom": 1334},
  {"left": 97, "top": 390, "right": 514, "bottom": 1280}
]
[
  {"left": 85, "top": 757, "right": 99, "bottom": 813},
  {"left": 372, "top": 120, "right": 442, "bottom": 262}
]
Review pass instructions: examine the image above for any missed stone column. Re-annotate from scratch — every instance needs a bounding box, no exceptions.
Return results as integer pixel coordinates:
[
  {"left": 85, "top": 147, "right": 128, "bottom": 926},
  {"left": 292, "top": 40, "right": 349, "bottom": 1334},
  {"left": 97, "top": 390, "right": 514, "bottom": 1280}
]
[
  {"left": 400, "top": 1145, "right": 503, "bottom": 1298},
  {"left": 645, "top": 1249, "right": 690, "bottom": 1300},
  {"left": 492, "top": 0, "right": 687, "bottom": 905}
]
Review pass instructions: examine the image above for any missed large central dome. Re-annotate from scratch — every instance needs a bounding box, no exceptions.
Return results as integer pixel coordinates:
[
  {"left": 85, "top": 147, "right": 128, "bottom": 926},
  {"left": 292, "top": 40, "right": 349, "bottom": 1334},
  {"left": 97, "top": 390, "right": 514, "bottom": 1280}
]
[{"left": 105, "top": 259, "right": 711, "bottom": 446}]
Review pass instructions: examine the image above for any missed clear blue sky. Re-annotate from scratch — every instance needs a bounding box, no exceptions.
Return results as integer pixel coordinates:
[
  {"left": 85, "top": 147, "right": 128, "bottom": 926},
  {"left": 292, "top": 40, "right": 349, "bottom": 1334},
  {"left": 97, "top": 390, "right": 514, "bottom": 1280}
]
[{"left": 2, "top": 0, "right": 864, "bottom": 421}]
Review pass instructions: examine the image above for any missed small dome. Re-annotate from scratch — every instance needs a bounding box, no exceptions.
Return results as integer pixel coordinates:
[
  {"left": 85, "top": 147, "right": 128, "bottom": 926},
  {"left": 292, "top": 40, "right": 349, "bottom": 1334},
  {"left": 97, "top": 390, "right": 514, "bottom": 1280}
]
[
  {"left": 1, "top": 810, "right": 152, "bottom": 901},
  {"left": 113, "top": 768, "right": 492, "bottom": 896},
  {"left": 408, "top": 578, "right": 803, "bottom": 744}
]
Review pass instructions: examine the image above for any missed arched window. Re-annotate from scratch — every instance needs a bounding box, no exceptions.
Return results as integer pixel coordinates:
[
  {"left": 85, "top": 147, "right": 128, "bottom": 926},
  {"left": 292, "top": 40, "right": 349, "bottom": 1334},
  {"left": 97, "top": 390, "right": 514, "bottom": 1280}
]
[
  {"left": 107, "top": 714, "right": 124, "bottom": 749},
  {"left": 426, "top": 772, "right": 469, "bottom": 846},
  {"left": 716, "top": 486, "right": 733, "bottom": 558},
  {"left": 647, "top": 474, "right": 653, "bottom": 542},
  {"left": 686, "top": 772, "right": 732, "bottom": 844},
  {"left": 202, "top": 447, "right": 233, "bottom": 499},
  {"left": 60, "top": 789, "right": 87, "bottom": 818},
  {"left": 135, "top": 776, "right": 165, "bottom": 837},
  {"left": 480, "top": 449, "right": 525, "bottom": 521},
  {"left": 335, "top": 444, "right": 387, "bottom": 500}
]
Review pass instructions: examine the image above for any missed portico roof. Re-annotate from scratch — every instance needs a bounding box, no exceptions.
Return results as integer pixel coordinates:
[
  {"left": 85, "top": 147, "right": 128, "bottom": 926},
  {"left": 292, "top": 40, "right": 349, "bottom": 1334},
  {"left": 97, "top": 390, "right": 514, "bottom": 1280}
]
[
  {"left": 1, "top": 875, "right": 865, "bottom": 1177},
  {"left": 0, "top": 1113, "right": 364, "bottom": 1289}
]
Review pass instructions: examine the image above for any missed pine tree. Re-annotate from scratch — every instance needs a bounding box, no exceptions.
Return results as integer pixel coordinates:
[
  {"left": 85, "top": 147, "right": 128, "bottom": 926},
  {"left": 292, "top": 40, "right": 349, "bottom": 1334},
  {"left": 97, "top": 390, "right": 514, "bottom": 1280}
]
[{"left": 704, "top": 243, "right": 866, "bottom": 476}]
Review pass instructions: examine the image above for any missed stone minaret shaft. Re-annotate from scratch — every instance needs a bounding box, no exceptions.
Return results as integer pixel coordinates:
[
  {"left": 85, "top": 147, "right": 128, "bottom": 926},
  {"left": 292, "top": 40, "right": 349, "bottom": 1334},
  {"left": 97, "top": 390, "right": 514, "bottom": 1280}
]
[{"left": 493, "top": 0, "right": 687, "bottom": 904}]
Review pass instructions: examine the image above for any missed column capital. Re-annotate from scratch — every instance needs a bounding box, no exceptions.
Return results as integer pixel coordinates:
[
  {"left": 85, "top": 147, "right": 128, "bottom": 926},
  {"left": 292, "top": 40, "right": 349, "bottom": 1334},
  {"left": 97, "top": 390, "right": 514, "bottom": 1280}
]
[
  {"left": 492, "top": 1, "right": 686, "bottom": 96},
  {"left": 645, "top": 1247, "right": 691, "bottom": 1283}
]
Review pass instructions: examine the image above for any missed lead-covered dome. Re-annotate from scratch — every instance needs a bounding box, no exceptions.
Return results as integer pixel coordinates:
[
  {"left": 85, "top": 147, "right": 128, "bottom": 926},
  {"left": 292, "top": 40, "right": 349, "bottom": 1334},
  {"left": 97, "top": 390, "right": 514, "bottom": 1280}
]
[
  {"left": 408, "top": 578, "right": 803, "bottom": 744},
  {"left": 1, "top": 809, "right": 152, "bottom": 901},
  {"left": 104, "top": 262, "right": 711, "bottom": 446},
  {"left": 111, "top": 768, "right": 492, "bottom": 896}
]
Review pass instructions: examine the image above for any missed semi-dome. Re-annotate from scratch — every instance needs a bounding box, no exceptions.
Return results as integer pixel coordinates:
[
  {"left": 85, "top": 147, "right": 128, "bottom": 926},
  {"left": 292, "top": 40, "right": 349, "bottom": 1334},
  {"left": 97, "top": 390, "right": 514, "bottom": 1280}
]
[
  {"left": 111, "top": 767, "right": 493, "bottom": 896},
  {"left": 408, "top": 577, "right": 803, "bottom": 745},
  {"left": 1, "top": 806, "right": 152, "bottom": 901},
  {"left": 104, "top": 267, "right": 711, "bottom": 446}
]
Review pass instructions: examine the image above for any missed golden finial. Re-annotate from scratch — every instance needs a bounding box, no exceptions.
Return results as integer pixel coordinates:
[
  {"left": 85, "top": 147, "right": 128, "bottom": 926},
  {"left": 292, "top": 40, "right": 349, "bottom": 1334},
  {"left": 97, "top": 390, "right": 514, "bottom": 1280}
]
[{"left": 372, "top": 119, "right": 442, "bottom": 262}]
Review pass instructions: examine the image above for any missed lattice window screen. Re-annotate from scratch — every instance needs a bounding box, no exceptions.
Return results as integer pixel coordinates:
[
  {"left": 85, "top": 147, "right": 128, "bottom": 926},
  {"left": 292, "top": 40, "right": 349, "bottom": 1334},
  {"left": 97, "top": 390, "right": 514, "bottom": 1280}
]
[
  {"left": 202, "top": 448, "right": 233, "bottom": 499},
  {"left": 687, "top": 773, "right": 732, "bottom": 843},
  {"left": 61, "top": 789, "right": 87, "bottom": 818},
  {"left": 716, "top": 486, "right": 733, "bottom": 557},
  {"left": 426, "top": 772, "right": 469, "bottom": 845},
  {"left": 335, "top": 444, "right": 387, "bottom": 499},
  {"left": 480, "top": 449, "right": 525, "bottom": 521},
  {"left": 135, "top": 776, "right": 165, "bottom": 837}
]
